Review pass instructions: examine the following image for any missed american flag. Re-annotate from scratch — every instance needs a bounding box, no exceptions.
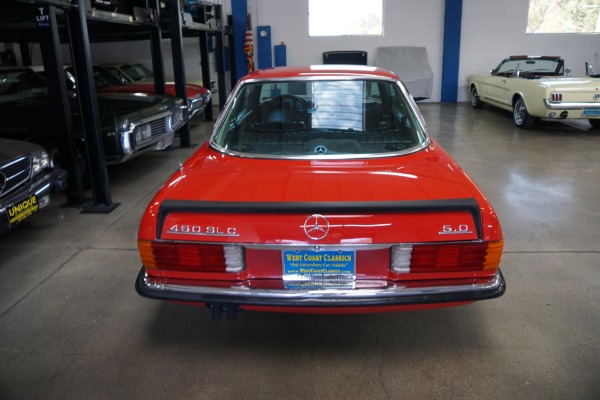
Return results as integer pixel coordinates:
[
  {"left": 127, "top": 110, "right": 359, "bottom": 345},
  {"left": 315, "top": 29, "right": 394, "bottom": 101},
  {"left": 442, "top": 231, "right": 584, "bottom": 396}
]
[{"left": 244, "top": 12, "right": 255, "bottom": 72}]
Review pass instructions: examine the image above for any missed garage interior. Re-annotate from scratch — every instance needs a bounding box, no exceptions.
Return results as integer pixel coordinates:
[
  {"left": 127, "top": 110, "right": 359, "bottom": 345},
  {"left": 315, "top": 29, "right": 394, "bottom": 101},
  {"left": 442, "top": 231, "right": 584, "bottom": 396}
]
[{"left": 1, "top": 0, "right": 599, "bottom": 399}]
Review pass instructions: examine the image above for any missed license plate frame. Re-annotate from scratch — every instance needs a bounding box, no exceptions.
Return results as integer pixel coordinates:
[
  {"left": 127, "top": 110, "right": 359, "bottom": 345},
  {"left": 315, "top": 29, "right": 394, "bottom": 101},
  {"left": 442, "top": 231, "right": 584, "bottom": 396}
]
[{"left": 282, "top": 248, "right": 356, "bottom": 286}]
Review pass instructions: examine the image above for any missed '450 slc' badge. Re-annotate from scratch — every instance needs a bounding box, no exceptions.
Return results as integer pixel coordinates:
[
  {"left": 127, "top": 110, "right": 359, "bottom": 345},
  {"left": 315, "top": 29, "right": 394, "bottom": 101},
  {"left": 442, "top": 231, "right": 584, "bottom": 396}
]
[{"left": 167, "top": 224, "right": 239, "bottom": 237}]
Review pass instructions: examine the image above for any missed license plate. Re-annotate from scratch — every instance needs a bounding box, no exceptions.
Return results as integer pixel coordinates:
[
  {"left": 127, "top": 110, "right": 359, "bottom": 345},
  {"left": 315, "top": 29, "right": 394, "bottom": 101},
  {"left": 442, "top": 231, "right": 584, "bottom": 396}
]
[
  {"left": 582, "top": 108, "right": 600, "bottom": 117},
  {"left": 282, "top": 249, "right": 356, "bottom": 288},
  {"left": 7, "top": 195, "right": 39, "bottom": 227}
]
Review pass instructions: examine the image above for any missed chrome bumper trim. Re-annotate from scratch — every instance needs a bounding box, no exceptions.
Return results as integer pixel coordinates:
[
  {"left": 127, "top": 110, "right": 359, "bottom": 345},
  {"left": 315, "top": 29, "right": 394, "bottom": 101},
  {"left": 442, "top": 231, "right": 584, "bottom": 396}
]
[
  {"left": 544, "top": 100, "right": 600, "bottom": 110},
  {"left": 135, "top": 268, "right": 506, "bottom": 307}
]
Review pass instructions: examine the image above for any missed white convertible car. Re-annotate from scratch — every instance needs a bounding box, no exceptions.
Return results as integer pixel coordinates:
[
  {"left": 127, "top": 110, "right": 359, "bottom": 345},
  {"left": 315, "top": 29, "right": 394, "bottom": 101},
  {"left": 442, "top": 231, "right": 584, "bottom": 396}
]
[{"left": 467, "top": 56, "right": 600, "bottom": 129}]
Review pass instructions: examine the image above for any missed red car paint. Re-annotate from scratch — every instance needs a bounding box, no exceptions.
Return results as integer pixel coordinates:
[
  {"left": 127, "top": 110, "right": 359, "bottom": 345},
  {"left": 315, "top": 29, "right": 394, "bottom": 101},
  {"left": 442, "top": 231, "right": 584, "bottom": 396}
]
[{"left": 98, "top": 82, "right": 208, "bottom": 100}]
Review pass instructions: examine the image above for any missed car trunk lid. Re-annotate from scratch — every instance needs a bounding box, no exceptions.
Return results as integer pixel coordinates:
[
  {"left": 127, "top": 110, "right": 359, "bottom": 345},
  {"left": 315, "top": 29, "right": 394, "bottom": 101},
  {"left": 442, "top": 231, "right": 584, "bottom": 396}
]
[{"left": 152, "top": 143, "right": 484, "bottom": 245}]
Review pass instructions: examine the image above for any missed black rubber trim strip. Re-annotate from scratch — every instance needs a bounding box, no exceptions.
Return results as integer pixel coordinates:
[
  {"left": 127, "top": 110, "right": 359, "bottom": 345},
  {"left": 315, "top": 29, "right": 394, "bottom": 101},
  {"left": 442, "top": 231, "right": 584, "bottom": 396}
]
[{"left": 156, "top": 198, "right": 483, "bottom": 240}]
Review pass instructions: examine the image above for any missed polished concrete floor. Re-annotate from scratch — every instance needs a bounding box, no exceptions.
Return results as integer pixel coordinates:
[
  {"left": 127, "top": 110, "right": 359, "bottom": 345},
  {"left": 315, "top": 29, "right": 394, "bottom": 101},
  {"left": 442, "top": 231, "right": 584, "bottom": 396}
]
[{"left": 1, "top": 104, "right": 599, "bottom": 399}]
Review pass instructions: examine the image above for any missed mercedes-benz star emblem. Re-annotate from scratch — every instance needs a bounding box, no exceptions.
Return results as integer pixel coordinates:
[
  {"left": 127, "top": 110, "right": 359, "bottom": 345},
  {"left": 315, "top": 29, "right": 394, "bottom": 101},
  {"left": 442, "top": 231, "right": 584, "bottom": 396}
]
[
  {"left": 314, "top": 145, "right": 328, "bottom": 154},
  {"left": 303, "top": 214, "right": 330, "bottom": 240}
]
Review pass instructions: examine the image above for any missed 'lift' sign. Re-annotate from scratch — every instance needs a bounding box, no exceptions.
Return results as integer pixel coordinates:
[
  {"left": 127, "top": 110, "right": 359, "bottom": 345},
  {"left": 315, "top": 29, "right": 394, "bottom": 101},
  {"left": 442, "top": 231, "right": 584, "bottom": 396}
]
[{"left": 36, "top": 6, "right": 50, "bottom": 28}]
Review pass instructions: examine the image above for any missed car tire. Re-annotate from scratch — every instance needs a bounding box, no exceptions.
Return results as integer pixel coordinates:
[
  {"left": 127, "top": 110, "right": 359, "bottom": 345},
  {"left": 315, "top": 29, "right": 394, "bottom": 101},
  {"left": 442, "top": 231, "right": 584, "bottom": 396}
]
[
  {"left": 513, "top": 97, "right": 536, "bottom": 129},
  {"left": 589, "top": 119, "right": 600, "bottom": 129},
  {"left": 470, "top": 86, "right": 484, "bottom": 109}
]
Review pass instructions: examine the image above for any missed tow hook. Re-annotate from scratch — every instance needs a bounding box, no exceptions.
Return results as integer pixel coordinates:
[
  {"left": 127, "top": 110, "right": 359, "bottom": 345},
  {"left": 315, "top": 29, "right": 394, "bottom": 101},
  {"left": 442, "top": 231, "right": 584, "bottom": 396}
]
[{"left": 208, "top": 303, "right": 241, "bottom": 320}]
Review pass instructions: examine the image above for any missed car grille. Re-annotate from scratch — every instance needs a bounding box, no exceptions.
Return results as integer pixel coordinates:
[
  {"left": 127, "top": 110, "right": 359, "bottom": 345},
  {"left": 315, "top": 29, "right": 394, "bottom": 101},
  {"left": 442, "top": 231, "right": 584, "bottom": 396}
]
[
  {"left": 0, "top": 155, "right": 31, "bottom": 199},
  {"left": 134, "top": 116, "right": 171, "bottom": 148},
  {"left": 150, "top": 117, "right": 168, "bottom": 137}
]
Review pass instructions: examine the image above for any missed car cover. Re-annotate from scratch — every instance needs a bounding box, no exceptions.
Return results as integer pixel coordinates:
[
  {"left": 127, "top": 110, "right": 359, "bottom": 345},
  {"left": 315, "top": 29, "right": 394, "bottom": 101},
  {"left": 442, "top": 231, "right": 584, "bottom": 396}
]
[{"left": 376, "top": 46, "right": 434, "bottom": 101}]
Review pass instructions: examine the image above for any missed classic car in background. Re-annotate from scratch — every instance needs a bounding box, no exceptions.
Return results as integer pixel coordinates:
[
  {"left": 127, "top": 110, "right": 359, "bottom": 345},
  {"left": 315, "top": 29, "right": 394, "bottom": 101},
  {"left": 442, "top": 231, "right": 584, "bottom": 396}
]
[
  {"left": 87, "top": 0, "right": 154, "bottom": 24},
  {"left": 103, "top": 62, "right": 217, "bottom": 93},
  {"left": 83, "top": 65, "right": 211, "bottom": 119},
  {"left": 0, "top": 67, "right": 186, "bottom": 178},
  {"left": 135, "top": 65, "right": 505, "bottom": 319},
  {"left": 103, "top": 62, "right": 153, "bottom": 83},
  {"left": 0, "top": 138, "right": 67, "bottom": 234},
  {"left": 468, "top": 56, "right": 600, "bottom": 129}
]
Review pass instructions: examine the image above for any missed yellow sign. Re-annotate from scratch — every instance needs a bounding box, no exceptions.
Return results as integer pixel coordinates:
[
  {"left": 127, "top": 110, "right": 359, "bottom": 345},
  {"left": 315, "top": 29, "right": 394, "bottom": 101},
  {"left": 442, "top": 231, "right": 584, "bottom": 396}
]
[{"left": 8, "top": 196, "right": 38, "bottom": 225}]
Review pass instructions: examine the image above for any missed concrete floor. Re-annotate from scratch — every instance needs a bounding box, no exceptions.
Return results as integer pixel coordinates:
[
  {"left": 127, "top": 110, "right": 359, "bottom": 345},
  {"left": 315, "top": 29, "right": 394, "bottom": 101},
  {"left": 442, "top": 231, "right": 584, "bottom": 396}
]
[{"left": 1, "top": 103, "right": 599, "bottom": 399}]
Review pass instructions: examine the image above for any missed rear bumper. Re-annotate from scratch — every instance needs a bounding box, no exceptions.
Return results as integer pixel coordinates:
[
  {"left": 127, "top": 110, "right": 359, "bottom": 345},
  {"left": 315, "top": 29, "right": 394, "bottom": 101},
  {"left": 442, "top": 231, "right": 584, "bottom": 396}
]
[
  {"left": 543, "top": 100, "right": 600, "bottom": 118},
  {"left": 135, "top": 267, "right": 506, "bottom": 308},
  {"left": 544, "top": 100, "right": 600, "bottom": 110}
]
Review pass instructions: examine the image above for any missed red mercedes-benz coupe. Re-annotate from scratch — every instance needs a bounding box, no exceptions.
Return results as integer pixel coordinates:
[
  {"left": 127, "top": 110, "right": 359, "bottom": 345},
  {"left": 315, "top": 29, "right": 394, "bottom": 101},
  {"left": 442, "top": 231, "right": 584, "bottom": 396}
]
[{"left": 136, "top": 65, "right": 505, "bottom": 319}]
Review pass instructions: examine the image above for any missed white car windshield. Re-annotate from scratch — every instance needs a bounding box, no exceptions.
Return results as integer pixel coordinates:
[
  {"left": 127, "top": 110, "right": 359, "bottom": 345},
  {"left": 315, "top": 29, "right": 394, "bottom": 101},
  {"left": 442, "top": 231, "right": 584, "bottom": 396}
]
[
  {"left": 212, "top": 79, "right": 428, "bottom": 158},
  {"left": 496, "top": 58, "right": 562, "bottom": 76}
]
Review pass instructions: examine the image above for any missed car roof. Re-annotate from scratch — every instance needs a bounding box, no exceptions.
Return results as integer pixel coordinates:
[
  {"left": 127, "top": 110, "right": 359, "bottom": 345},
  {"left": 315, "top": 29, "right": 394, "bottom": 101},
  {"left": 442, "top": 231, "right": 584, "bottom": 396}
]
[{"left": 239, "top": 65, "right": 399, "bottom": 82}]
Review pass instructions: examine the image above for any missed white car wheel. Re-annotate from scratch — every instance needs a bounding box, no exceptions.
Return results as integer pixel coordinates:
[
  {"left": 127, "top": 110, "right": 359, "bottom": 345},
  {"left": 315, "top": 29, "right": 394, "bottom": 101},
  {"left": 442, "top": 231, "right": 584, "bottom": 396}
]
[
  {"left": 513, "top": 97, "right": 535, "bottom": 129},
  {"left": 470, "top": 86, "right": 484, "bottom": 109}
]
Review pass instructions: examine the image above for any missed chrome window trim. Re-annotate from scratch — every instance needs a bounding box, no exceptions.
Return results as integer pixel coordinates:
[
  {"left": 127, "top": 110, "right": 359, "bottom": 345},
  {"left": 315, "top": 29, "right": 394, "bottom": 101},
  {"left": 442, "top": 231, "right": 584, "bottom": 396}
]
[{"left": 209, "top": 75, "right": 431, "bottom": 160}]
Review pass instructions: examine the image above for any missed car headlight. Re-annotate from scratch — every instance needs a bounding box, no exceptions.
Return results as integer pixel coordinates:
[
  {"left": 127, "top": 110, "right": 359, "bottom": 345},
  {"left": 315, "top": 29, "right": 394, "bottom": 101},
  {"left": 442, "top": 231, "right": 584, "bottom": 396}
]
[
  {"left": 134, "top": 124, "right": 152, "bottom": 145},
  {"left": 170, "top": 109, "right": 185, "bottom": 130},
  {"left": 31, "top": 150, "right": 50, "bottom": 176},
  {"left": 176, "top": 108, "right": 185, "bottom": 125}
]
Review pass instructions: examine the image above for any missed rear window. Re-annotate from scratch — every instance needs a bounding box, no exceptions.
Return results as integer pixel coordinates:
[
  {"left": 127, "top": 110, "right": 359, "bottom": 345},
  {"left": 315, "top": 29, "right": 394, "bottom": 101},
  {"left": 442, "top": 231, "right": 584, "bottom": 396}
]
[{"left": 211, "top": 79, "right": 428, "bottom": 158}]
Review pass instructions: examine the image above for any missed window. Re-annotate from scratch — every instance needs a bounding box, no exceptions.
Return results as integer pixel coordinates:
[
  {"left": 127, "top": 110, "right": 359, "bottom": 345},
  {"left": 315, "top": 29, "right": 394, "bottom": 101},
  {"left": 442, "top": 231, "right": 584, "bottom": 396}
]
[
  {"left": 213, "top": 78, "right": 427, "bottom": 158},
  {"left": 308, "top": 0, "right": 383, "bottom": 36},
  {"left": 527, "top": 0, "right": 600, "bottom": 33},
  {"left": 495, "top": 58, "right": 563, "bottom": 76}
]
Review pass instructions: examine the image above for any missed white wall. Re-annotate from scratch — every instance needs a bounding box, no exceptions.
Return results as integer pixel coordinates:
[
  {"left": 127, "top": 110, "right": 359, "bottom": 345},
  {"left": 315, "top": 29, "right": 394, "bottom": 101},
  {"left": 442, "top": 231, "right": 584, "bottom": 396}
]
[{"left": 253, "top": 0, "right": 445, "bottom": 101}]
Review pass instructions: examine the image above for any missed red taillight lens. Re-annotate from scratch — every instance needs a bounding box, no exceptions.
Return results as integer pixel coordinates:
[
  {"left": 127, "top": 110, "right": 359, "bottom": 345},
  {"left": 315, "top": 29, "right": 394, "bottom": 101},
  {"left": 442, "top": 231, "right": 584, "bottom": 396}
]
[
  {"left": 550, "top": 93, "right": 563, "bottom": 102},
  {"left": 391, "top": 240, "right": 503, "bottom": 274},
  {"left": 138, "top": 240, "right": 244, "bottom": 273}
]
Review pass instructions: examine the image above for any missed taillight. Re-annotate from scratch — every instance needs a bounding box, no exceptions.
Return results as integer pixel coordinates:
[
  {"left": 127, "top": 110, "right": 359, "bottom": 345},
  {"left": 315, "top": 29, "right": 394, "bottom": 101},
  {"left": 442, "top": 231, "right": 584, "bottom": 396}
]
[
  {"left": 390, "top": 240, "right": 503, "bottom": 274},
  {"left": 549, "top": 93, "right": 563, "bottom": 102},
  {"left": 138, "top": 240, "right": 245, "bottom": 273}
]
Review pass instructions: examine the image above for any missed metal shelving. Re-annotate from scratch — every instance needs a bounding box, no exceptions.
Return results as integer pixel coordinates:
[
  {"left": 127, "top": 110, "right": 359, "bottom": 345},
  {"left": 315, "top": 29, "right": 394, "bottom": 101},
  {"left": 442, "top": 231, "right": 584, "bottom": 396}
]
[{"left": 1, "top": 0, "right": 226, "bottom": 212}]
